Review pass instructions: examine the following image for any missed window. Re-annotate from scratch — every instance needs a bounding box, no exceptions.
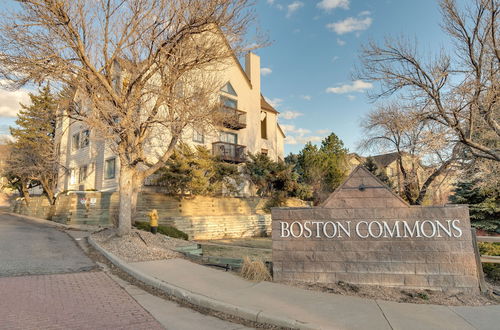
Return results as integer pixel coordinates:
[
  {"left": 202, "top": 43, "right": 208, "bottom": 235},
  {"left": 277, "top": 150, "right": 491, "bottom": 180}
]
[
  {"left": 105, "top": 158, "right": 116, "bottom": 179},
  {"left": 221, "top": 82, "right": 237, "bottom": 96},
  {"left": 78, "top": 165, "right": 88, "bottom": 183},
  {"left": 260, "top": 111, "right": 268, "bottom": 139},
  {"left": 193, "top": 130, "right": 204, "bottom": 143},
  {"left": 261, "top": 148, "right": 268, "bottom": 155},
  {"left": 69, "top": 168, "right": 77, "bottom": 185},
  {"left": 72, "top": 133, "right": 80, "bottom": 151},
  {"left": 220, "top": 131, "right": 237, "bottom": 144},
  {"left": 221, "top": 96, "right": 237, "bottom": 109},
  {"left": 80, "top": 130, "right": 90, "bottom": 148}
]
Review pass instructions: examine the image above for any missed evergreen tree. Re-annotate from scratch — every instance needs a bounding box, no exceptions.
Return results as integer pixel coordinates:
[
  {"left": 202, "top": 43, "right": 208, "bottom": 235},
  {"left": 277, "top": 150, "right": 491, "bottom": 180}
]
[
  {"left": 156, "top": 144, "right": 241, "bottom": 196},
  {"left": 245, "top": 152, "right": 312, "bottom": 209},
  {"left": 320, "top": 133, "right": 348, "bottom": 191},
  {"left": 296, "top": 133, "right": 349, "bottom": 204},
  {"left": 450, "top": 180, "right": 500, "bottom": 233},
  {"left": 7, "top": 85, "right": 59, "bottom": 206},
  {"left": 363, "top": 156, "right": 393, "bottom": 188}
]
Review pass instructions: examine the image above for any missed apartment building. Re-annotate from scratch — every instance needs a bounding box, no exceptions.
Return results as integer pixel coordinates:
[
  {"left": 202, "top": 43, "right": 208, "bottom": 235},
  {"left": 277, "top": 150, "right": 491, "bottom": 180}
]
[{"left": 55, "top": 52, "right": 285, "bottom": 193}]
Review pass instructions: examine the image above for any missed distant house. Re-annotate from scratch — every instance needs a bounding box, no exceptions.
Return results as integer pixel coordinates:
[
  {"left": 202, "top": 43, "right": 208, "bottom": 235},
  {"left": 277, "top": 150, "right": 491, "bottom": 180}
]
[
  {"left": 55, "top": 52, "right": 285, "bottom": 193},
  {"left": 347, "top": 152, "right": 457, "bottom": 205}
]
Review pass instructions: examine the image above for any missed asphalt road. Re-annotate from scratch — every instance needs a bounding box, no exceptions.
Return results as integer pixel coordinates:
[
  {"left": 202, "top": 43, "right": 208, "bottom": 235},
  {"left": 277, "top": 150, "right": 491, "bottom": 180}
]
[
  {"left": 0, "top": 213, "right": 249, "bottom": 329},
  {"left": 0, "top": 212, "right": 95, "bottom": 277}
]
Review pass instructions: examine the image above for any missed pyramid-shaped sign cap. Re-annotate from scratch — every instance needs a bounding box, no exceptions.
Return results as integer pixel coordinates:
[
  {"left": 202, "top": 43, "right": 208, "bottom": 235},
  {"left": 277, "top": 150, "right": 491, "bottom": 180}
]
[{"left": 321, "top": 165, "right": 409, "bottom": 208}]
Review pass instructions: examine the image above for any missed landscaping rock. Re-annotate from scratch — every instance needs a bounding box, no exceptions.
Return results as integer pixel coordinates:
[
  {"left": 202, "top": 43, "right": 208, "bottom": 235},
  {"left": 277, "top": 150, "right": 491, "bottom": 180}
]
[{"left": 91, "top": 228, "right": 193, "bottom": 263}]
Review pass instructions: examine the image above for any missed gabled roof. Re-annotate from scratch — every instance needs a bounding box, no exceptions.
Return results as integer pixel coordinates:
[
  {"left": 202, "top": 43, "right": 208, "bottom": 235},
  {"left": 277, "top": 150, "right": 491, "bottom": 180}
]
[
  {"left": 321, "top": 165, "right": 409, "bottom": 208},
  {"left": 260, "top": 95, "right": 279, "bottom": 114},
  {"left": 371, "top": 152, "right": 400, "bottom": 168},
  {"left": 347, "top": 153, "right": 365, "bottom": 163},
  {"left": 277, "top": 123, "right": 285, "bottom": 138}
]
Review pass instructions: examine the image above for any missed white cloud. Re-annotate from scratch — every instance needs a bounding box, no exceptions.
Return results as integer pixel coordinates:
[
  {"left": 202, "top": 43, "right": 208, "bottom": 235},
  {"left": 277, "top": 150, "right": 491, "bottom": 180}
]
[
  {"left": 280, "top": 111, "right": 304, "bottom": 120},
  {"left": 281, "top": 124, "right": 326, "bottom": 145},
  {"left": 336, "top": 38, "right": 346, "bottom": 46},
  {"left": 327, "top": 16, "right": 373, "bottom": 35},
  {"left": 299, "top": 95, "right": 312, "bottom": 101},
  {"left": 287, "top": 1, "right": 304, "bottom": 18},
  {"left": 266, "top": 97, "right": 283, "bottom": 108},
  {"left": 326, "top": 80, "right": 373, "bottom": 94},
  {"left": 347, "top": 95, "right": 356, "bottom": 100},
  {"left": 359, "top": 10, "right": 371, "bottom": 16},
  {"left": 316, "top": 129, "right": 330, "bottom": 135},
  {"left": 286, "top": 134, "right": 323, "bottom": 145},
  {"left": 267, "top": 0, "right": 275, "bottom": 4},
  {"left": 332, "top": 56, "right": 339, "bottom": 62},
  {"left": 317, "top": 0, "right": 349, "bottom": 11},
  {"left": 260, "top": 67, "right": 272, "bottom": 76},
  {"left": 280, "top": 124, "right": 309, "bottom": 135},
  {"left": 0, "top": 83, "right": 31, "bottom": 118}
]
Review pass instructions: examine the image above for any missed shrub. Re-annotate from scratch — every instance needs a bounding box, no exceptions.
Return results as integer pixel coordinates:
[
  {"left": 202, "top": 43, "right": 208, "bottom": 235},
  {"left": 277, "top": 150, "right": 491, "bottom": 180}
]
[
  {"left": 240, "top": 256, "right": 272, "bottom": 281},
  {"left": 482, "top": 263, "right": 500, "bottom": 282},
  {"left": 478, "top": 242, "right": 500, "bottom": 282},
  {"left": 155, "top": 143, "right": 241, "bottom": 196},
  {"left": 134, "top": 221, "right": 189, "bottom": 240},
  {"left": 245, "top": 152, "right": 312, "bottom": 202}
]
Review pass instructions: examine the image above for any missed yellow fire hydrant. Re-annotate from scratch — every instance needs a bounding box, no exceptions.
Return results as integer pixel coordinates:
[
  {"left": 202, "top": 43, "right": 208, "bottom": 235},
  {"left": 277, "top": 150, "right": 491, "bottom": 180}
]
[{"left": 148, "top": 209, "right": 159, "bottom": 234}]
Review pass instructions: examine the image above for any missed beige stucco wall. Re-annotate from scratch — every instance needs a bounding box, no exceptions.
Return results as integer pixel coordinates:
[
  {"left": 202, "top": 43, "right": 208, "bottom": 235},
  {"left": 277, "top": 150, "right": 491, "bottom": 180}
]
[{"left": 56, "top": 51, "right": 283, "bottom": 193}]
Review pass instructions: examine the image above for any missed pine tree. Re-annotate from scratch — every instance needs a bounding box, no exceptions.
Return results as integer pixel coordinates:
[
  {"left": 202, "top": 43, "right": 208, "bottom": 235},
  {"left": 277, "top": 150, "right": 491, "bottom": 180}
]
[
  {"left": 363, "top": 156, "right": 394, "bottom": 188},
  {"left": 450, "top": 180, "right": 500, "bottom": 233},
  {"left": 7, "top": 85, "right": 59, "bottom": 206},
  {"left": 295, "top": 133, "right": 349, "bottom": 204}
]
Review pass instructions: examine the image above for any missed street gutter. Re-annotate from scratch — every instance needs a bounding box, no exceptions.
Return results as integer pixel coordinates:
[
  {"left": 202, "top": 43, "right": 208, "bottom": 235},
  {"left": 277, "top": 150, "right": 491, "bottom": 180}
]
[{"left": 88, "top": 235, "right": 316, "bottom": 330}]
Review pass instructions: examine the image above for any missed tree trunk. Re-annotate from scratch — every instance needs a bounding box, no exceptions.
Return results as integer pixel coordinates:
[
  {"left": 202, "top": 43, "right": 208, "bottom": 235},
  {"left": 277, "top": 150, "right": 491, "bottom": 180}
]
[
  {"left": 130, "top": 182, "right": 140, "bottom": 226},
  {"left": 117, "top": 165, "right": 138, "bottom": 236},
  {"left": 21, "top": 180, "right": 30, "bottom": 206}
]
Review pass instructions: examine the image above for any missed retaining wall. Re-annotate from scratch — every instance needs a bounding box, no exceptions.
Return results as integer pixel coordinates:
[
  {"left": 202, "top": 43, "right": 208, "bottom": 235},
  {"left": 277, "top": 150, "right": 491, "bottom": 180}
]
[{"left": 12, "top": 193, "right": 308, "bottom": 239}]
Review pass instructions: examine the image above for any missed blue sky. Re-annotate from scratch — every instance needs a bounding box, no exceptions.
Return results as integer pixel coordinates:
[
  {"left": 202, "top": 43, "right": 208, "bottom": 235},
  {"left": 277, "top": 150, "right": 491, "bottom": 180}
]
[
  {"left": 253, "top": 0, "right": 455, "bottom": 155},
  {"left": 0, "top": 0, "right": 457, "bottom": 155}
]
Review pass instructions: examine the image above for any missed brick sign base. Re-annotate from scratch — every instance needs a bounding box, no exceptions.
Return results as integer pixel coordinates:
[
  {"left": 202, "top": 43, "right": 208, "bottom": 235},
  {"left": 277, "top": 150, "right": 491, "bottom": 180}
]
[{"left": 271, "top": 166, "right": 480, "bottom": 294}]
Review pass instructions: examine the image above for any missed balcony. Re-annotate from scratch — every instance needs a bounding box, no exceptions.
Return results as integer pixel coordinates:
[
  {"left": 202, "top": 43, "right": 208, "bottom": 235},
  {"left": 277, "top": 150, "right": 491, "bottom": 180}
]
[
  {"left": 212, "top": 141, "right": 246, "bottom": 163},
  {"left": 219, "top": 106, "right": 246, "bottom": 130}
]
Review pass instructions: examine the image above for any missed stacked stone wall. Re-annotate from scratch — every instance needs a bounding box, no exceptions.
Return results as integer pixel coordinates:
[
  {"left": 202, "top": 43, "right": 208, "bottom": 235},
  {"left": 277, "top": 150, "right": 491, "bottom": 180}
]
[{"left": 12, "top": 193, "right": 308, "bottom": 239}]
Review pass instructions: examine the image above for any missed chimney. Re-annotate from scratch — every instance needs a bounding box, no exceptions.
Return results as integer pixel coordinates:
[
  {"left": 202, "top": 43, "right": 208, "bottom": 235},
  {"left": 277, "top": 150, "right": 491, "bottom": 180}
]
[{"left": 245, "top": 52, "right": 260, "bottom": 93}]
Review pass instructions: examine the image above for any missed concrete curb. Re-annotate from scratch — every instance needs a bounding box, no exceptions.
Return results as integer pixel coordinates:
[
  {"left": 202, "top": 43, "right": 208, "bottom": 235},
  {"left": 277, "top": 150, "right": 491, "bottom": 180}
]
[{"left": 88, "top": 236, "right": 315, "bottom": 329}]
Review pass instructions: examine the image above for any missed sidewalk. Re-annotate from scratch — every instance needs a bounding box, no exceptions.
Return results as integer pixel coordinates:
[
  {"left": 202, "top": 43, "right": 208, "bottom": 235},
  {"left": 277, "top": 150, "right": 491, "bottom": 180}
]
[{"left": 89, "top": 238, "right": 500, "bottom": 330}]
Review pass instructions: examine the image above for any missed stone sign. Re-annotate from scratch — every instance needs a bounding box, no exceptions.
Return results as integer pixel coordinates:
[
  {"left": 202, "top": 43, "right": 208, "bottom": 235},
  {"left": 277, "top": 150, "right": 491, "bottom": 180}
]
[{"left": 271, "top": 166, "right": 480, "bottom": 294}]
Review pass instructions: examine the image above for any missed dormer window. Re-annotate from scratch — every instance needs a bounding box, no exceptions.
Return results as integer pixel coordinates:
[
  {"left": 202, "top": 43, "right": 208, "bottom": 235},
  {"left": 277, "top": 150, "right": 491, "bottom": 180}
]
[{"left": 221, "top": 82, "right": 237, "bottom": 97}]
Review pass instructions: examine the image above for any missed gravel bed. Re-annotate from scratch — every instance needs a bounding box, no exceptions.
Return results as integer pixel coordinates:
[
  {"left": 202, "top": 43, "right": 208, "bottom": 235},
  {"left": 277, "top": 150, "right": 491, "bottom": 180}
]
[{"left": 91, "top": 228, "right": 193, "bottom": 263}]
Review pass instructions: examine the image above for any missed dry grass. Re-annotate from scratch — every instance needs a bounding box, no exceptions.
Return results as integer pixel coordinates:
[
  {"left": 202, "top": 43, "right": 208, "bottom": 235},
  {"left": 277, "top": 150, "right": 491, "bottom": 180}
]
[{"left": 240, "top": 256, "right": 272, "bottom": 282}]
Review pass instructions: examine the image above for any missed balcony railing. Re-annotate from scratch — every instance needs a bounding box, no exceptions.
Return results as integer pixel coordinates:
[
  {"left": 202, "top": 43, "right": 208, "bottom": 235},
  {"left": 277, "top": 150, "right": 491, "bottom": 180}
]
[
  {"left": 219, "top": 106, "right": 247, "bottom": 130},
  {"left": 212, "top": 141, "right": 246, "bottom": 163}
]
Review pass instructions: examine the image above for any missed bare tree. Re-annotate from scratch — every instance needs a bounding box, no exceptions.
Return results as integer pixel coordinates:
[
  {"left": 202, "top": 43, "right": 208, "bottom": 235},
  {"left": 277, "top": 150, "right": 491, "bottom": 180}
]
[
  {"left": 360, "top": 103, "right": 459, "bottom": 205},
  {"left": 0, "top": 0, "right": 256, "bottom": 235},
  {"left": 358, "top": 0, "right": 499, "bottom": 162}
]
